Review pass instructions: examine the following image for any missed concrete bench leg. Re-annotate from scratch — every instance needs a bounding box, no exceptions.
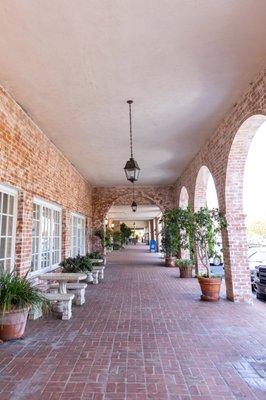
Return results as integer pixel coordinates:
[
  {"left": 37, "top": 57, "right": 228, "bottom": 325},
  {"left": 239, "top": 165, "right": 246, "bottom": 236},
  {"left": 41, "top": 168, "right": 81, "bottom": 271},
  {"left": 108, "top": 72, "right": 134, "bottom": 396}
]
[
  {"left": 29, "top": 304, "right": 42, "bottom": 320},
  {"left": 68, "top": 288, "right": 85, "bottom": 305},
  {"left": 62, "top": 299, "right": 73, "bottom": 320},
  {"left": 99, "top": 269, "right": 104, "bottom": 281},
  {"left": 92, "top": 270, "right": 99, "bottom": 284},
  {"left": 52, "top": 299, "right": 72, "bottom": 320}
]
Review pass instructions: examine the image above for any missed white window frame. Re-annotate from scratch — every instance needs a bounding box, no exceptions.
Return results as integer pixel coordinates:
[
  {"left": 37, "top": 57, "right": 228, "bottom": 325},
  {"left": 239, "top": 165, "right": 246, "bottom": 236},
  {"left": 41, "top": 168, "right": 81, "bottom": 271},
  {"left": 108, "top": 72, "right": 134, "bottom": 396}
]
[
  {"left": 29, "top": 197, "right": 62, "bottom": 277},
  {"left": 70, "top": 212, "right": 86, "bottom": 257},
  {"left": 0, "top": 183, "right": 18, "bottom": 273}
]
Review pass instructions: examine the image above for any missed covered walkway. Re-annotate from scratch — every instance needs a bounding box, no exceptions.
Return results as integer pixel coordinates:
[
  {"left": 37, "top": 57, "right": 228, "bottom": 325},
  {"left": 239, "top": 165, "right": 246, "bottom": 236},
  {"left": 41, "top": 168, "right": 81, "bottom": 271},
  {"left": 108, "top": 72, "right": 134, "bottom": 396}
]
[{"left": 0, "top": 244, "right": 265, "bottom": 400}]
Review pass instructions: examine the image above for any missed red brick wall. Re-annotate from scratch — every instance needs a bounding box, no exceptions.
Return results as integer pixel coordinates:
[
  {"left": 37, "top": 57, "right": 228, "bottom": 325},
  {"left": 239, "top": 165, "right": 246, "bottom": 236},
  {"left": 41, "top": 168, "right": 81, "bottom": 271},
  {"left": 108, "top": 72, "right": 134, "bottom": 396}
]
[
  {"left": 0, "top": 87, "right": 92, "bottom": 275},
  {"left": 175, "top": 69, "right": 266, "bottom": 302}
]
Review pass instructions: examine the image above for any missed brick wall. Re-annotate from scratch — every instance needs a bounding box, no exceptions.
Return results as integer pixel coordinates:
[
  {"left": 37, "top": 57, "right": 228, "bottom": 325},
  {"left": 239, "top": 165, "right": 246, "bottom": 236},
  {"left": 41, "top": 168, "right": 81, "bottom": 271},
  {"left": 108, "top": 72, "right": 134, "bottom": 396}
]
[
  {"left": 0, "top": 86, "right": 92, "bottom": 275},
  {"left": 175, "top": 68, "right": 266, "bottom": 302}
]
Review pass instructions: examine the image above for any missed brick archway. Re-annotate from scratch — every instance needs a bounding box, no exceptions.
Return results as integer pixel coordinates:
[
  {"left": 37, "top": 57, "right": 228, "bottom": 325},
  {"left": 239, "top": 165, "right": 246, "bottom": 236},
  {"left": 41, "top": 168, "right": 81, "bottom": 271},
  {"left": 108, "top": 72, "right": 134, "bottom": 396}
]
[
  {"left": 224, "top": 114, "right": 266, "bottom": 302},
  {"left": 179, "top": 186, "right": 189, "bottom": 209},
  {"left": 91, "top": 185, "right": 175, "bottom": 249},
  {"left": 194, "top": 166, "right": 217, "bottom": 211}
]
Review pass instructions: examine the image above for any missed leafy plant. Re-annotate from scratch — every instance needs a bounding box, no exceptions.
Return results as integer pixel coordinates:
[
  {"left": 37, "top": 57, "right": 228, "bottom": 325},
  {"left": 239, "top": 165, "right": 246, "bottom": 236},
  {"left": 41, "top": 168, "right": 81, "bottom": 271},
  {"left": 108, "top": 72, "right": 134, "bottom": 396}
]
[
  {"left": 161, "top": 208, "right": 186, "bottom": 257},
  {"left": 175, "top": 258, "right": 193, "bottom": 268},
  {"left": 87, "top": 251, "right": 103, "bottom": 260},
  {"left": 120, "top": 223, "right": 132, "bottom": 245},
  {"left": 113, "top": 231, "right": 123, "bottom": 250},
  {"left": 60, "top": 255, "right": 92, "bottom": 273},
  {"left": 190, "top": 207, "right": 226, "bottom": 278},
  {"left": 0, "top": 273, "right": 45, "bottom": 315}
]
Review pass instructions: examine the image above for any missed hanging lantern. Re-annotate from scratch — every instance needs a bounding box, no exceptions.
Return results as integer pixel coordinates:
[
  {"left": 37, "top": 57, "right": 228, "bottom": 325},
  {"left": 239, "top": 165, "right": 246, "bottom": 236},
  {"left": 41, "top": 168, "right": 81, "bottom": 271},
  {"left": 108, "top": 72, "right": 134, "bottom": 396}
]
[
  {"left": 131, "top": 201, "right": 137, "bottom": 212},
  {"left": 124, "top": 100, "right": 140, "bottom": 183}
]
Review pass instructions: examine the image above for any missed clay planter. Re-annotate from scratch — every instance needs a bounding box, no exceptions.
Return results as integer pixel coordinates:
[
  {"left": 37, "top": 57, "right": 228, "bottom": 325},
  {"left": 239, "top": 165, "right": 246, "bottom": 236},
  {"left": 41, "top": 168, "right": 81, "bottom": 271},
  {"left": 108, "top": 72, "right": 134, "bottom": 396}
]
[
  {"left": 179, "top": 266, "right": 193, "bottom": 278},
  {"left": 197, "top": 276, "right": 222, "bottom": 301},
  {"left": 0, "top": 307, "right": 29, "bottom": 341},
  {"left": 165, "top": 256, "right": 175, "bottom": 267}
]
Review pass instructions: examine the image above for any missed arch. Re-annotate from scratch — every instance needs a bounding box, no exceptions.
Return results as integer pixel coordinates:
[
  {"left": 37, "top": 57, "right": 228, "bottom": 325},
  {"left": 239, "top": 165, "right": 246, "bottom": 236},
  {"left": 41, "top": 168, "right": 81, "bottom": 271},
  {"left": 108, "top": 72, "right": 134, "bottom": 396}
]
[
  {"left": 225, "top": 114, "right": 266, "bottom": 215},
  {"left": 194, "top": 165, "right": 219, "bottom": 211},
  {"left": 224, "top": 114, "right": 266, "bottom": 302},
  {"left": 179, "top": 186, "right": 189, "bottom": 209},
  {"left": 91, "top": 185, "right": 174, "bottom": 250}
]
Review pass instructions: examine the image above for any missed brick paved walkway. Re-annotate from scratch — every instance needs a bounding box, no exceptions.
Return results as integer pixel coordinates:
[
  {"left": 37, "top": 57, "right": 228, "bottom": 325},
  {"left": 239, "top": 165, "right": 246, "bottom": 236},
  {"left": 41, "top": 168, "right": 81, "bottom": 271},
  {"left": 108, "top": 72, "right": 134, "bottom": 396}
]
[{"left": 0, "top": 244, "right": 266, "bottom": 400}]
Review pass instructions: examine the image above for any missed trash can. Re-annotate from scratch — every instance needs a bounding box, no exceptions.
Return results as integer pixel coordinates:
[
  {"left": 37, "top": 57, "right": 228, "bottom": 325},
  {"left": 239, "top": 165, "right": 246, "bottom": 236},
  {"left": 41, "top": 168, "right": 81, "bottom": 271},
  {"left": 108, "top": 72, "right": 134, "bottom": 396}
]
[{"left": 149, "top": 240, "right": 157, "bottom": 253}]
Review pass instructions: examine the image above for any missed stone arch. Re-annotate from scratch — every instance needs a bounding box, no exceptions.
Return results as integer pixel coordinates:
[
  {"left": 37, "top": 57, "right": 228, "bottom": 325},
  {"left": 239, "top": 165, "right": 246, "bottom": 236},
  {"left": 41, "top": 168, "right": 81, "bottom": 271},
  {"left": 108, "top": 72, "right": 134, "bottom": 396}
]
[
  {"left": 223, "top": 114, "right": 266, "bottom": 302},
  {"left": 194, "top": 165, "right": 219, "bottom": 211},
  {"left": 179, "top": 186, "right": 189, "bottom": 209},
  {"left": 91, "top": 185, "right": 174, "bottom": 249},
  {"left": 193, "top": 166, "right": 220, "bottom": 273}
]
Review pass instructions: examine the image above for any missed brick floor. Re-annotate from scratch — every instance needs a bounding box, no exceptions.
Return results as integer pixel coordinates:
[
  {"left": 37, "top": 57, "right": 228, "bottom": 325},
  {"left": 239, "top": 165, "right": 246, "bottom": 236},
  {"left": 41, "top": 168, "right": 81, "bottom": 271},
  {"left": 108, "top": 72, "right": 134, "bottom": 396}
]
[{"left": 0, "top": 244, "right": 266, "bottom": 400}]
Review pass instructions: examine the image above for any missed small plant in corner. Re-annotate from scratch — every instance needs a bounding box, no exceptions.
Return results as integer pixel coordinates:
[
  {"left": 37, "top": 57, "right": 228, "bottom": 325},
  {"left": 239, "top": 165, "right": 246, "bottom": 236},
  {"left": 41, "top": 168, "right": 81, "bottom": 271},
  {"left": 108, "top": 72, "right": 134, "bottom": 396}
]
[
  {"left": 175, "top": 258, "right": 194, "bottom": 278},
  {"left": 0, "top": 272, "right": 45, "bottom": 341}
]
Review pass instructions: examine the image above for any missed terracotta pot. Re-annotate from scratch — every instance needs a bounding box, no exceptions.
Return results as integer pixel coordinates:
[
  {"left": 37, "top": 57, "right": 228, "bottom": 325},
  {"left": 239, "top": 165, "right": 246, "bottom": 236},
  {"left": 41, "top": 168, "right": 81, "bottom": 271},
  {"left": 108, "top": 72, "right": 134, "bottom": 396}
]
[
  {"left": 179, "top": 266, "right": 193, "bottom": 278},
  {"left": 165, "top": 256, "right": 175, "bottom": 267},
  {"left": 197, "top": 276, "right": 222, "bottom": 301},
  {"left": 0, "top": 307, "right": 29, "bottom": 341}
]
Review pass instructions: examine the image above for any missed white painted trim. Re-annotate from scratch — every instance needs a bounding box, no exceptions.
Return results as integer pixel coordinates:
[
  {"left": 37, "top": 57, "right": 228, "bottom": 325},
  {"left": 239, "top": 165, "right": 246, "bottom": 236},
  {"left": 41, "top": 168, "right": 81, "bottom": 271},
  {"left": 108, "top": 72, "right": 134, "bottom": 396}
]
[
  {"left": 30, "top": 199, "right": 62, "bottom": 274},
  {"left": 0, "top": 183, "right": 18, "bottom": 272},
  {"left": 33, "top": 196, "right": 62, "bottom": 211},
  {"left": 70, "top": 212, "right": 86, "bottom": 256},
  {"left": 0, "top": 183, "right": 19, "bottom": 196},
  {"left": 28, "top": 263, "right": 60, "bottom": 278},
  {"left": 71, "top": 211, "right": 86, "bottom": 220}
]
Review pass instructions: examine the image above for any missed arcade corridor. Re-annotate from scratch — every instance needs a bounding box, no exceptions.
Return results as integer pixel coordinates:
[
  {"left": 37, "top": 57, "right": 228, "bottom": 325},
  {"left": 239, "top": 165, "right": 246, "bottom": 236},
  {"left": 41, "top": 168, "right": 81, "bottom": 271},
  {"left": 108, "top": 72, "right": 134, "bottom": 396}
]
[{"left": 0, "top": 244, "right": 265, "bottom": 400}]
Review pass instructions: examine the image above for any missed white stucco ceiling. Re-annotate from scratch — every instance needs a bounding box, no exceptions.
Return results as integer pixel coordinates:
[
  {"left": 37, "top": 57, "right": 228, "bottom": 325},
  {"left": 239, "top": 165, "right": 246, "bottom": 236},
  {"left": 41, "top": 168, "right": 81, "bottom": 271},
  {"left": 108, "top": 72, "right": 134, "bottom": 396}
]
[
  {"left": 0, "top": 1, "right": 265, "bottom": 186},
  {"left": 108, "top": 205, "right": 161, "bottom": 221}
]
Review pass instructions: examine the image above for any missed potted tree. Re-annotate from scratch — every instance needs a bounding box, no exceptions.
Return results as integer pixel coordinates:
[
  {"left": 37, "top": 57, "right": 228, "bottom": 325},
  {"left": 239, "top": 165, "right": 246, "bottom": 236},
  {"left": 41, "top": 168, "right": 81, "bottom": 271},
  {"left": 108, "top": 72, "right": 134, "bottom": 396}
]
[
  {"left": 161, "top": 209, "right": 183, "bottom": 267},
  {"left": 175, "top": 258, "right": 194, "bottom": 278},
  {"left": 0, "top": 273, "right": 45, "bottom": 341},
  {"left": 191, "top": 207, "right": 226, "bottom": 301}
]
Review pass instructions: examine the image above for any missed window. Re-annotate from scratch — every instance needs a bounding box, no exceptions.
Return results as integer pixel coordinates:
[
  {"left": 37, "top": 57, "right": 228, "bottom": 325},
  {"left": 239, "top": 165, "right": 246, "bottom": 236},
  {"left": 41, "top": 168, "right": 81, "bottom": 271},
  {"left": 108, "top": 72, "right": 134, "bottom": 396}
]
[
  {"left": 31, "top": 199, "right": 61, "bottom": 273},
  {"left": 71, "top": 213, "right": 86, "bottom": 257},
  {"left": 0, "top": 184, "right": 17, "bottom": 274}
]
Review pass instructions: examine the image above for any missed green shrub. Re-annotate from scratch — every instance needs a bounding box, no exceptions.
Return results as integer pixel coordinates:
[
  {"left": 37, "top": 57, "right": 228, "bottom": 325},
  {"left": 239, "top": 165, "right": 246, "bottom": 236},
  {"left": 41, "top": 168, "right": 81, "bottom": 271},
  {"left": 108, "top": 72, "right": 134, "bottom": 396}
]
[
  {"left": 87, "top": 251, "right": 103, "bottom": 260},
  {"left": 175, "top": 259, "right": 193, "bottom": 268},
  {"left": 60, "top": 255, "right": 92, "bottom": 273},
  {"left": 0, "top": 273, "right": 45, "bottom": 315}
]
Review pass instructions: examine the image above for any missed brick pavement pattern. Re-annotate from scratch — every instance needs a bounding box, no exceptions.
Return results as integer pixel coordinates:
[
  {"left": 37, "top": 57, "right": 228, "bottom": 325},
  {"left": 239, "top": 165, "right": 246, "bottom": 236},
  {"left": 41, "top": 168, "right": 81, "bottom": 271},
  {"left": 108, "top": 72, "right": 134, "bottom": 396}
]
[{"left": 0, "top": 244, "right": 265, "bottom": 400}]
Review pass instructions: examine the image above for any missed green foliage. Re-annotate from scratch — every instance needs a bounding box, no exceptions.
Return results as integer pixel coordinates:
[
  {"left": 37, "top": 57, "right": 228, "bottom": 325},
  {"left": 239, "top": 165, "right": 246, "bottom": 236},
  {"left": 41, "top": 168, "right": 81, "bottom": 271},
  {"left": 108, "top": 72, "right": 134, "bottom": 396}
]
[
  {"left": 160, "top": 208, "right": 187, "bottom": 257},
  {"left": 175, "top": 258, "right": 193, "bottom": 268},
  {"left": 60, "top": 254, "right": 92, "bottom": 273},
  {"left": 87, "top": 251, "right": 103, "bottom": 260},
  {"left": 105, "top": 228, "right": 114, "bottom": 250},
  {"left": 161, "top": 206, "right": 226, "bottom": 277},
  {"left": 0, "top": 273, "right": 45, "bottom": 315},
  {"left": 120, "top": 223, "right": 132, "bottom": 245},
  {"left": 190, "top": 207, "right": 226, "bottom": 277},
  {"left": 94, "top": 228, "right": 113, "bottom": 250},
  {"left": 113, "top": 231, "right": 123, "bottom": 250}
]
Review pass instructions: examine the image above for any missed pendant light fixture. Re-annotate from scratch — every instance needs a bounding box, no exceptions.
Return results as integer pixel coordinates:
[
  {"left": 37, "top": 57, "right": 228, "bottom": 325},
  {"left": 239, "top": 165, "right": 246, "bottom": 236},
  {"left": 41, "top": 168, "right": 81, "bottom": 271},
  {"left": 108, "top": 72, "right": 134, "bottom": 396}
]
[
  {"left": 131, "top": 182, "right": 137, "bottom": 212},
  {"left": 124, "top": 100, "right": 140, "bottom": 183}
]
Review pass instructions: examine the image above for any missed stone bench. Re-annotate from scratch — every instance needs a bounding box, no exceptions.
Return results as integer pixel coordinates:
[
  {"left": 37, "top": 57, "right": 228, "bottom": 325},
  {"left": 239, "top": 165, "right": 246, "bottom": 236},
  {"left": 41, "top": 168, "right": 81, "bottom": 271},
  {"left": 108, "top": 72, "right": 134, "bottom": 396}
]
[
  {"left": 65, "top": 282, "right": 87, "bottom": 305},
  {"left": 92, "top": 266, "right": 105, "bottom": 282},
  {"left": 43, "top": 292, "right": 75, "bottom": 320},
  {"left": 92, "top": 269, "right": 100, "bottom": 284},
  {"left": 49, "top": 282, "right": 87, "bottom": 306}
]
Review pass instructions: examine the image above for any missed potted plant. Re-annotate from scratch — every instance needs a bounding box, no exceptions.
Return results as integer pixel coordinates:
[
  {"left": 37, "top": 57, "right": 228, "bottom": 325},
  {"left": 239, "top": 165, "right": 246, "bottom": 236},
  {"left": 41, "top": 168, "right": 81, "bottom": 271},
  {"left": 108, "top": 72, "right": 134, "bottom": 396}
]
[
  {"left": 191, "top": 207, "right": 226, "bottom": 301},
  {"left": 0, "top": 273, "right": 45, "bottom": 341},
  {"left": 161, "top": 209, "right": 184, "bottom": 267},
  {"left": 60, "top": 255, "right": 93, "bottom": 282},
  {"left": 175, "top": 258, "right": 194, "bottom": 278}
]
